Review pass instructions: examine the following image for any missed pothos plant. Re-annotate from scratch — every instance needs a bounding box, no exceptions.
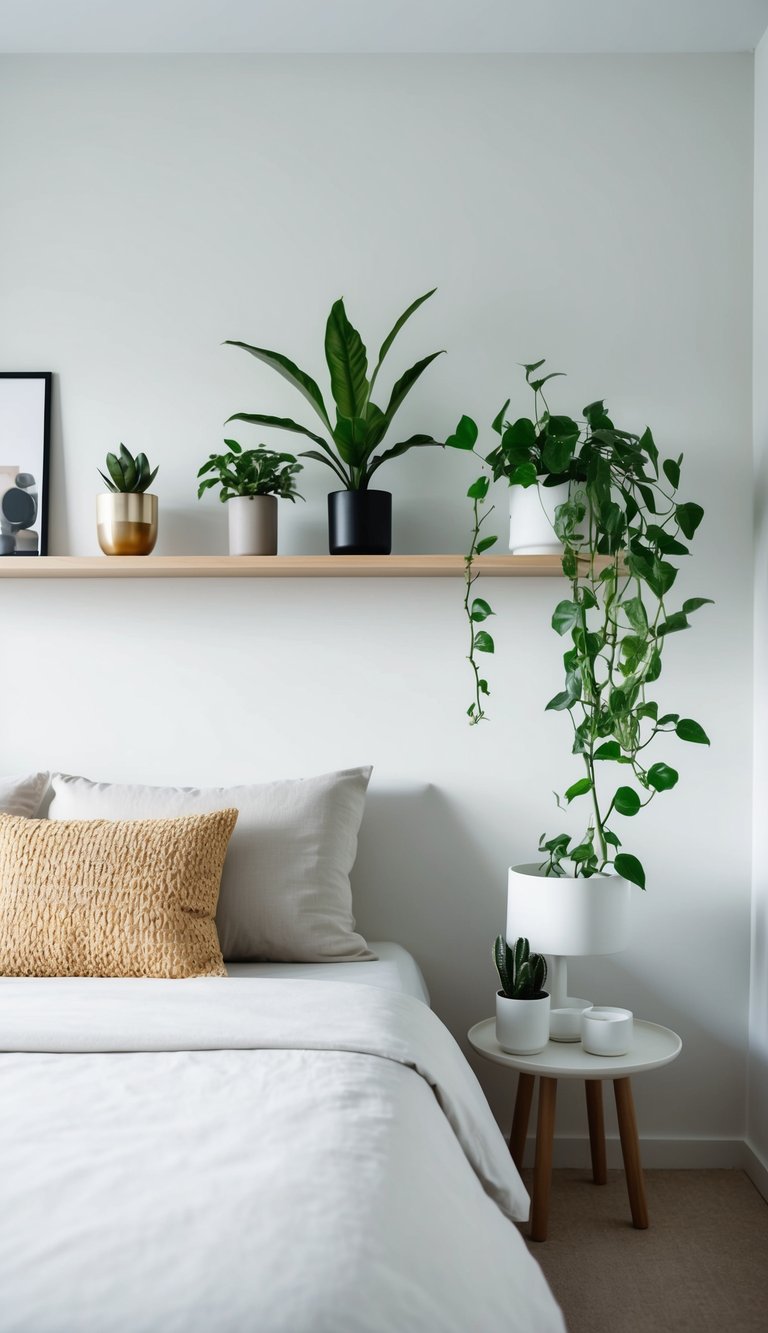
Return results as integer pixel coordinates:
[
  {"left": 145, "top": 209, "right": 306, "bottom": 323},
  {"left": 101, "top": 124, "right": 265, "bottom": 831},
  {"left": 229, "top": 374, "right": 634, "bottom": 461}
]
[{"left": 447, "top": 361, "right": 712, "bottom": 892}]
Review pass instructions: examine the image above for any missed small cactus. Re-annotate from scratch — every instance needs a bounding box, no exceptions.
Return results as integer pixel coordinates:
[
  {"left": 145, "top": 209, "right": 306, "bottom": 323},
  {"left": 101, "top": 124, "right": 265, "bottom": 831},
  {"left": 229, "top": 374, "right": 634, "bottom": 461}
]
[
  {"left": 99, "top": 444, "right": 158, "bottom": 494},
  {"left": 494, "top": 934, "right": 548, "bottom": 999}
]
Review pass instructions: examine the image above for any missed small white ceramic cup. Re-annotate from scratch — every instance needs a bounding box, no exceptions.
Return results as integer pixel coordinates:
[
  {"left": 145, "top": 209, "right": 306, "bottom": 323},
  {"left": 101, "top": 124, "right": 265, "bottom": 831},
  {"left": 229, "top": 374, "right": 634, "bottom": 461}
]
[
  {"left": 581, "top": 1006, "right": 634, "bottom": 1056},
  {"left": 549, "top": 998, "right": 592, "bottom": 1042}
]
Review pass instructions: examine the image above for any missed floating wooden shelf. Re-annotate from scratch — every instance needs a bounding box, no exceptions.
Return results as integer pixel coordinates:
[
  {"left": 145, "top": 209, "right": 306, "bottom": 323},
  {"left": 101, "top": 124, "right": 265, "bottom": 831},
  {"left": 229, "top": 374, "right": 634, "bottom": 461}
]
[{"left": 0, "top": 554, "right": 588, "bottom": 579}]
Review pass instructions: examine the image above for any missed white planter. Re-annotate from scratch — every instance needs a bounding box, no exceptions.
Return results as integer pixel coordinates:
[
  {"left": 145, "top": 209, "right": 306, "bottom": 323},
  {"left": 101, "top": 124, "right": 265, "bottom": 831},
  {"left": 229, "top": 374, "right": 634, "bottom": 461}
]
[
  {"left": 581, "top": 1007, "right": 634, "bottom": 1057},
  {"left": 508, "top": 482, "right": 569, "bottom": 555},
  {"left": 495, "top": 990, "right": 551, "bottom": 1055},
  {"left": 227, "top": 495, "right": 278, "bottom": 556},
  {"left": 506, "top": 863, "right": 631, "bottom": 958}
]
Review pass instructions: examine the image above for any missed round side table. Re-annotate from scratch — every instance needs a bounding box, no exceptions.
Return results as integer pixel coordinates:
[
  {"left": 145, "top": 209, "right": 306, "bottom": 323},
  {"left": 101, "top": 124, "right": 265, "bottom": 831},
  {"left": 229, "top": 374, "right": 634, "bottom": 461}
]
[{"left": 468, "top": 1017, "right": 682, "bottom": 1242}]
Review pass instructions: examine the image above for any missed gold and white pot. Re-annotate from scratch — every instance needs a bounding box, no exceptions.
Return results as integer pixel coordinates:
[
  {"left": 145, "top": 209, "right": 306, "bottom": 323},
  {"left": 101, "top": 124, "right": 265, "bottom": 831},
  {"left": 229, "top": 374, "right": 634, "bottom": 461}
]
[{"left": 97, "top": 493, "right": 158, "bottom": 556}]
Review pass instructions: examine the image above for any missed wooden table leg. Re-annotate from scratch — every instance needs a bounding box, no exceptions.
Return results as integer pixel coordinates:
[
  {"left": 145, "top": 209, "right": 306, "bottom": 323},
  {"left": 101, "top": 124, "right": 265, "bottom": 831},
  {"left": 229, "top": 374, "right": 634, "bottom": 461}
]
[
  {"left": 613, "top": 1077, "right": 649, "bottom": 1229},
  {"left": 530, "top": 1076, "right": 557, "bottom": 1242},
  {"left": 509, "top": 1072, "right": 535, "bottom": 1170},
  {"left": 585, "top": 1079, "right": 607, "bottom": 1185}
]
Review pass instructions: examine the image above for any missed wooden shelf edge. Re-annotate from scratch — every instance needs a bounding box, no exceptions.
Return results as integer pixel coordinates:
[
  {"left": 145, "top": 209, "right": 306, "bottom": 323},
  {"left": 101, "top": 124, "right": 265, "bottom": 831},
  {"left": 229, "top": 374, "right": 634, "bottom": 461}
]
[{"left": 0, "top": 553, "right": 592, "bottom": 579}]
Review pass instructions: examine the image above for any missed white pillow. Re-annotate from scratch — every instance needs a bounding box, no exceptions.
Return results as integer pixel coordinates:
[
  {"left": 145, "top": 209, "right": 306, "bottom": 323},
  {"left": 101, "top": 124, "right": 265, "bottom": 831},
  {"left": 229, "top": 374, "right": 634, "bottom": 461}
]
[
  {"left": 48, "top": 768, "right": 374, "bottom": 963},
  {"left": 0, "top": 772, "right": 49, "bottom": 818}
]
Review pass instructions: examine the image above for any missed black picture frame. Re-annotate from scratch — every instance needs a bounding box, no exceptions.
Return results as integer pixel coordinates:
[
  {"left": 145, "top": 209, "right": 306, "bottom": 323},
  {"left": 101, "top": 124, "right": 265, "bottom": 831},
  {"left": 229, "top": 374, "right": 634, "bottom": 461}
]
[{"left": 0, "top": 372, "right": 52, "bottom": 557}]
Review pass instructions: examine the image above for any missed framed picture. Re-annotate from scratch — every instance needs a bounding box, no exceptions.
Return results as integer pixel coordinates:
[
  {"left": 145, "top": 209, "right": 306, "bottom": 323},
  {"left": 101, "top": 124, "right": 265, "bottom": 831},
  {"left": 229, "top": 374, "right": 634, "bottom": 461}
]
[{"left": 0, "top": 372, "right": 51, "bottom": 556}]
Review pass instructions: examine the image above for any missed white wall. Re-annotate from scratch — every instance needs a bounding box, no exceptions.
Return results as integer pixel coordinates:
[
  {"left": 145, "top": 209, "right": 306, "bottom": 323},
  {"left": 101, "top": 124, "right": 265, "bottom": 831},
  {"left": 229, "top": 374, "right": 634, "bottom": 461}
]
[
  {"left": 750, "top": 32, "right": 768, "bottom": 1188},
  {"left": 0, "top": 54, "right": 754, "bottom": 1155}
]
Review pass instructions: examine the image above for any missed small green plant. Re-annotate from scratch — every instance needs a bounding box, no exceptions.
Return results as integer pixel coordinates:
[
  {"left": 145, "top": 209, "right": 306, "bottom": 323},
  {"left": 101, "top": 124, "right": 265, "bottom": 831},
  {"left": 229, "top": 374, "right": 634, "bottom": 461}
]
[
  {"left": 448, "top": 361, "right": 713, "bottom": 892},
  {"left": 197, "top": 440, "right": 304, "bottom": 503},
  {"left": 99, "top": 444, "right": 158, "bottom": 494},
  {"left": 494, "top": 935, "right": 548, "bottom": 999},
  {"left": 224, "top": 290, "right": 444, "bottom": 491}
]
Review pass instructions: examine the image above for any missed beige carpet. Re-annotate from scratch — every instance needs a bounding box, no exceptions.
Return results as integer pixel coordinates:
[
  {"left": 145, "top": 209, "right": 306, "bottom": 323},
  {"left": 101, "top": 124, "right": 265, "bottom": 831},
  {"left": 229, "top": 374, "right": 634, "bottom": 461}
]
[{"left": 520, "top": 1169, "right": 768, "bottom": 1333}]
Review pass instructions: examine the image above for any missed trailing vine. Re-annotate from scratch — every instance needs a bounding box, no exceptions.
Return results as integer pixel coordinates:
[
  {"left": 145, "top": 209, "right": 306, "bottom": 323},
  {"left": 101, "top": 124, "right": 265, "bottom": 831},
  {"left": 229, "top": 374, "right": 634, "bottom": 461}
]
[{"left": 447, "top": 362, "right": 712, "bottom": 890}]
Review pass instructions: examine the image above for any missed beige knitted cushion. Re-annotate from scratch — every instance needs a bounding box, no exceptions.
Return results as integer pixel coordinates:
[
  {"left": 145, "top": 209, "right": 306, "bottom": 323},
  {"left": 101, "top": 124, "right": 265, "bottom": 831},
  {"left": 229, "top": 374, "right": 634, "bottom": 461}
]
[{"left": 0, "top": 809, "right": 237, "bottom": 978}]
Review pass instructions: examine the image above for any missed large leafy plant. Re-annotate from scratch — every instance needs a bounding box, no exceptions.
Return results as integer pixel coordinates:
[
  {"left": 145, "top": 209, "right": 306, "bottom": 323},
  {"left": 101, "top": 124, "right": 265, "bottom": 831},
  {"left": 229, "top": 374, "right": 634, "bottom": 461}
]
[
  {"left": 448, "top": 362, "right": 712, "bottom": 892},
  {"left": 197, "top": 440, "right": 303, "bottom": 503},
  {"left": 224, "top": 291, "right": 444, "bottom": 491}
]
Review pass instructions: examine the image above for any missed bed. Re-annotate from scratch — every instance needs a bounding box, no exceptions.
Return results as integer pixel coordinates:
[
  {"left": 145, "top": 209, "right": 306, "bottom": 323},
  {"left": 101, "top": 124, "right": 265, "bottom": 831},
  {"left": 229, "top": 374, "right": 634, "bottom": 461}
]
[{"left": 0, "top": 946, "right": 565, "bottom": 1333}]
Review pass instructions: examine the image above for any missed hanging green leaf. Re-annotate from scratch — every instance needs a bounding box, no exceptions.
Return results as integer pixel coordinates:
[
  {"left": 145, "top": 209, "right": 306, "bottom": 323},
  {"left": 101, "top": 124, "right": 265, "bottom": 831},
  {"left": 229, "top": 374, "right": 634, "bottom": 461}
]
[
  {"left": 614, "top": 853, "right": 646, "bottom": 890},
  {"left": 676, "top": 718, "right": 710, "bottom": 744}
]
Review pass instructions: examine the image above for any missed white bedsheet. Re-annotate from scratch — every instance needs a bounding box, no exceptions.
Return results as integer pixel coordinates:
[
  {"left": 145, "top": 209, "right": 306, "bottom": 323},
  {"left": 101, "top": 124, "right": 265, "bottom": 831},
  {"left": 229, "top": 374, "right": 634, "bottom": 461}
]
[
  {"left": 0, "top": 978, "right": 565, "bottom": 1333},
  {"left": 225, "top": 940, "right": 430, "bottom": 1002}
]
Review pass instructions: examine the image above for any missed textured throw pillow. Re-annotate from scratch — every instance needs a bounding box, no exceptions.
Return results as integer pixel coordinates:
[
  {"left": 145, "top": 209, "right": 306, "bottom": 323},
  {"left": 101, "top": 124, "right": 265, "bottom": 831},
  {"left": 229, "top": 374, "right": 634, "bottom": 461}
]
[
  {"left": 0, "top": 772, "right": 49, "bottom": 818},
  {"left": 48, "top": 768, "right": 373, "bottom": 963},
  {"left": 0, "top": 808, "right": 237, "bottom": 978}
]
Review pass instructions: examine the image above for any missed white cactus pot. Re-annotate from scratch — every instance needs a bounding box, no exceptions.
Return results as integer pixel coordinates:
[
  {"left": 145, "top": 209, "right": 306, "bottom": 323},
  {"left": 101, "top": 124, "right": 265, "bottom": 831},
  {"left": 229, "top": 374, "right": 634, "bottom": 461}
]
[
  {"left": 506, "top": 864, "right": 631, "bottom": 958},
  {"left": 495, "top": 990, "right": 551, "bottom": 1055},
  {"left": 508, "top": 482, "right": 569, "bottom": 555}
]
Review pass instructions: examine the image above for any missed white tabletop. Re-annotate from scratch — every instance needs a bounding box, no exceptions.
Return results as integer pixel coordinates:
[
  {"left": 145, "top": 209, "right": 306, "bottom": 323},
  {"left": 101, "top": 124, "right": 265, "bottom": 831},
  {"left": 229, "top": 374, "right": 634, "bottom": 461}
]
[{"left": 467, "top": 1017, "right": 682, "bottom": 1079}]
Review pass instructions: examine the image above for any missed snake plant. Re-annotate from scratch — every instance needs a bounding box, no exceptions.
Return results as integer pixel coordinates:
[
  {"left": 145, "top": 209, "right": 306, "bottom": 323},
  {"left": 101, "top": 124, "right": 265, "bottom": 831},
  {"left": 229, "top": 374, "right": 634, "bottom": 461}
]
[
  {"left": 99, "top": 444, "right": 158, "bottom": 494},
  {"left": 224, "top": 290, "right": 444, "bottom": 491},
  {"left": 494, "top": 935, "right": 548, "bottom": 999}
]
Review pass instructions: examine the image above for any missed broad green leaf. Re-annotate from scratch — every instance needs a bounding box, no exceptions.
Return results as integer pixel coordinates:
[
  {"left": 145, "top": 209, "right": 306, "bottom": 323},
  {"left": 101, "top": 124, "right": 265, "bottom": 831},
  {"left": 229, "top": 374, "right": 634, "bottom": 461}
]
[
  {"left": 663, "top": 458, "right": 680, "bottom": 489},
  {"left": 645, "top": 557, "right": 677, "bottom": 599},
  {"left": 676, "top": 718, "right": 710, "bottom": 745},
  {"left": 639, "top": 427, "right": 658, "bottom": 475},
  {"left": 647, "top": 762, "right": 679, "bottom": 791},
  {"left": 623, "top": 596, "right": 648, "bottom": 633},
  {"left": 545, "top": 689, "right": 575, "bottom": 712},
  {"left": 476, "top": 534, "right": 498, "bottom": 554},
  {"left": 473, "top": 630, "right": 495, "bottom": 654},
  {"left": 324, "top": 299, "right": 369, "bottom": 419},
  {"left": 571, "top": 841, "right": 595, "bottom": 863},
  {"left": 614, "top": 852, "right": 646, "bottom": 890},
  {"left": 636, "top": 701, "right": 658, "bottom": 721},
  {"left": 226, "top": 410, "right": 330, "bottom": 453},
  {"left": 470, "top": 598, "right": 494, "bottom": 622},
  {"left": 446, "top": 414, "right": 479, "bottom": 450},
  {"left": 512, "top": 462, "right": 538, "bottom": 488},
  {"left": 676, "top": 502, "right": 704, "bottom": 540},
  {"left": 614, "top": 786, "right": 641, "bottom": 816},
  {"left": 565, "top": 777, "right": 592, "bottom": 802},
  {"left": 501, "top": 417, "right": 537, "bottom": 465},
  {"left": 491, "top": 399, "right": 510, "bottom": 435},
  {"left": 657, "top": 612, "right": 690, "bottom": 637},
  {"left": 369, "top": 288, "right": 436, "bottom": 397},
  {"left": 367, "top": 434, "right": 441, "bottom": 477},
  {"left": 682, "top": 597, "right": 714, "bottom": 615},
  {"left": 538, "top": 429, "right": 576, "bottom": 477},
  {"left": 657, "top": 712, "right": 680, "bottom": 726},
  {"left": 583, "top": 400, "right": 613, "bottom": 430},
  {"left": 646, "top": 650, "right": 662, "bottom": 683},
  {"left": 646, "top": 524, "right": 689, "bottom": 556},
  {"left": 603, "top": 829, "right": 622, "bottom": 848},
  {"left": 551, "top": 599, "right": 580, "bottom": 636},
  {"left": 224, "top": 341, "right": 331, "bottom": 430},
  {"left": 594, "top": 741, "right": 621, "bottom": 760},
  {"left": 467, "top": 475, "right": 490, "bottom": 500},
  {"left": 380, "top": 351, "right": 445, "bottom": 431}
]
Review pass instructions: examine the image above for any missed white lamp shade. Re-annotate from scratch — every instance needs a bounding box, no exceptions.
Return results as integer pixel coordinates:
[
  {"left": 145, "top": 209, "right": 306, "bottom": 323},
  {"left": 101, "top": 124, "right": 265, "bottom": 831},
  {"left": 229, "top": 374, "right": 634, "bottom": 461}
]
[{"left": 507, "top": 863, "right": 631, "bottom": 957}]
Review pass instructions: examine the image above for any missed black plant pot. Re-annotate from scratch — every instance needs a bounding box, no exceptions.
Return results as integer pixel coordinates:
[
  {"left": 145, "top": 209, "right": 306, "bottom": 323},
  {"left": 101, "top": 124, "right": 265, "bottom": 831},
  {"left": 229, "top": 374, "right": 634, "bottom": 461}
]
[{"left": 328, "top": 490, "right": 392, "bottom": 555}]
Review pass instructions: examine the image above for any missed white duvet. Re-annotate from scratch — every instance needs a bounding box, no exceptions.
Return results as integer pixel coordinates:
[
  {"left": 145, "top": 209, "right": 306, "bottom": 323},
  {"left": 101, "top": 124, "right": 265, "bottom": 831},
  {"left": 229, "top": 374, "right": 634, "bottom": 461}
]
[{"left": 0, "top": 978, "right": 565, "bottom": 1333}]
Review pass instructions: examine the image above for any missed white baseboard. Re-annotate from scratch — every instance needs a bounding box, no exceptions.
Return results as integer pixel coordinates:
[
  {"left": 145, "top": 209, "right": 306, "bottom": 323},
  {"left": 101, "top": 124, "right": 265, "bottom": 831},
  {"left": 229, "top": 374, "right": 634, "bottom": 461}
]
[
  {"left": 524, "top": 1135, "right": 748, "bottom": 1170},
  {"left": 741, "top": 1138, "right": 768, "bottom": 1201}
]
